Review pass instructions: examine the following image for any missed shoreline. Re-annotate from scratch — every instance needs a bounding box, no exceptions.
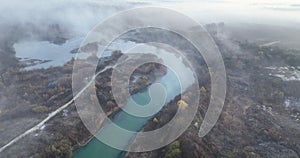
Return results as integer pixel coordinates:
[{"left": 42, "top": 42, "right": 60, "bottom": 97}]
[{"left": 72, "top": 105, "right": 123, "bottom": 150}]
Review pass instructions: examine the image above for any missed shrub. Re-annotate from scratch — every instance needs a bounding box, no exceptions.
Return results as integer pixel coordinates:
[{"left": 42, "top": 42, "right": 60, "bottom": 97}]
[
  {"left": 200, "top": 87, "right": 207, "bottom": 95},
  {"left": 45, "top": 140, "right": 72, "bottom": 158},
  {"left": 112, "top": 50, "right": 122, "bottom": 57},
  {"left": 153, "top": 117, "right": 159, "bottom": 123},
  {"left": 168, "top": 141, "right": 180, "bottom": 150},
  {"left": 177, "top": 100, "right": 188, "bottom": 109},
  {"left": 106, "top": 101, "right": 115, "bottom": 107},
  {"left": 166, "top": 149, "right": 181, "bottom": 158},
  {"left": 267, "top": 127, "right": 280, "bottom": 141},
  {"left": 32, "top": 105, "right": 49, "bottom": 113},
  {"left": 165, "top": 141, "right": 182, "bottom": 158}
]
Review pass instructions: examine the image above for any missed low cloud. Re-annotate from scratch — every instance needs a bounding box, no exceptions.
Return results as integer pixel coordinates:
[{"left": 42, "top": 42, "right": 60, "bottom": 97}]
[{"left": 0, "top": 0, "right": 132, "bottom": 53}]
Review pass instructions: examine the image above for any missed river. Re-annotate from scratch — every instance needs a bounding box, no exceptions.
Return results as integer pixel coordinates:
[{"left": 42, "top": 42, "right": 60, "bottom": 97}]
[
  {"left": 13, "top": 37, "right": 195, "bottom": 158},
  {"left": 73, "top": 45, "right": 195, "bottom": 158}
]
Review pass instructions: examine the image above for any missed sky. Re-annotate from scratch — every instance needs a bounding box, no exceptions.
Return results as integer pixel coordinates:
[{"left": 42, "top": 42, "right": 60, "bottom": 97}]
[
  {"left": 132, "top": 0, "right": 300, "bottom": 26},
  {"left": 0, "top": 0, "right": 299, "bottom": 41}
]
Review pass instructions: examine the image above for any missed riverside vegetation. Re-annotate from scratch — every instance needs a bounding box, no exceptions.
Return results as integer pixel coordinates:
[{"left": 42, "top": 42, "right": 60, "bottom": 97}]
[{"left": 1, "top": 25, "right": 300, "bottom": 157}]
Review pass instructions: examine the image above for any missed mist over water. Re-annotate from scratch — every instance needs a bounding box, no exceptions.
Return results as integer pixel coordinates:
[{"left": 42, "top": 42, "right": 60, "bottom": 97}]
[
  {"left": 1, "top": 0, "right": 300, "bottom": 44},
  {"left": 1, "top": 0, "right": 300, "bottom": 68},
  {"left": 0, "top": 0, "right": 140, "bottom": 58}
]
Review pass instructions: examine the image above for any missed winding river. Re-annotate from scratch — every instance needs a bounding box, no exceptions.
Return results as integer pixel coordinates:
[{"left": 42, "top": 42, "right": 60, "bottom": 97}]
[
  {"left": 14, "top": 38, "right": 195, "bottom": 158},
  {"left": 73, "top": 45, "right": 195, "bottom": 158}
]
